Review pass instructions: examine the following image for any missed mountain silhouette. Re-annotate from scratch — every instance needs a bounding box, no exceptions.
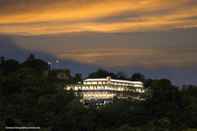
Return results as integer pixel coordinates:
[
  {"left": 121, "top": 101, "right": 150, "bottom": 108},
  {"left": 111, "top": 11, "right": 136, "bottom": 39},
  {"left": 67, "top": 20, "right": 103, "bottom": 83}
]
[{"left": 0, "top": 35, "right": 99, "bottom": 74}]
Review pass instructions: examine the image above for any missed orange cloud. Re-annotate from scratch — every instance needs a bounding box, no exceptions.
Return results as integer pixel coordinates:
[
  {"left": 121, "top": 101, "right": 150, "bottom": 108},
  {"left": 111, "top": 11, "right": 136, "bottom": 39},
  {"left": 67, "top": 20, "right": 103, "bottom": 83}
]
[{"left": 0, "top": 0, "right": 197, "bottom": 35}]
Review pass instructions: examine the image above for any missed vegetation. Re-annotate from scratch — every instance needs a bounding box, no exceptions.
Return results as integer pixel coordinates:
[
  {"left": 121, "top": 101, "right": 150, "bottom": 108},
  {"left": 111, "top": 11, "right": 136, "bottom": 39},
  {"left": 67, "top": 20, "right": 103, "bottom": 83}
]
[{"left": 0, "top": 55, "right": 197, "bottom": 131}]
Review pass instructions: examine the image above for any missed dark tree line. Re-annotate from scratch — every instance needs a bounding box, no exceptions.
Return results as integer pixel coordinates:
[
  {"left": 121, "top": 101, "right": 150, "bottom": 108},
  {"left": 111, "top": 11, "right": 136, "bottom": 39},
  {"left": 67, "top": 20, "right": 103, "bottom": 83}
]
[{"left": 0, "top": 55, "right": 197, "bottom": 131}]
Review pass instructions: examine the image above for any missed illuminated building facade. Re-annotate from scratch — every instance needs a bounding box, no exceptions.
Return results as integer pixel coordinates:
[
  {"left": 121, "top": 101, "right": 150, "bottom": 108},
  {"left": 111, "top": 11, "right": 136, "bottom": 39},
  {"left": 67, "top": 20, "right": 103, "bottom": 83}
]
[{"left": 65, "top": 76, "right": 145, "bottom": 104}]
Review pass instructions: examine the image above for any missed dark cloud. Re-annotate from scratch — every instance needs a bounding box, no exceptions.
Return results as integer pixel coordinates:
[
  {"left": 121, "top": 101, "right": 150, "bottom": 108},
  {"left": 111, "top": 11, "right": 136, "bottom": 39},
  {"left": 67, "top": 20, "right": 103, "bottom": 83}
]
[
  {"left": 0, "top": 35, "right": 99, "bottom": 72},
  {"left": 1, "top": 35, "right": 197, "bottom": 86},
  {"left": 15, "top": 28, "right": 197, "bottom": 50}
]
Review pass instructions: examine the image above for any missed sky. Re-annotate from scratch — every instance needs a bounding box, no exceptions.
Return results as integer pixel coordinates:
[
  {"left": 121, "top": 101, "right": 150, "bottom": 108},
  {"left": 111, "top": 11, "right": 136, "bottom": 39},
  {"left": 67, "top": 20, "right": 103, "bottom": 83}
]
[{"left": 0, "top": 0, "right": 197, "bottom": 85}]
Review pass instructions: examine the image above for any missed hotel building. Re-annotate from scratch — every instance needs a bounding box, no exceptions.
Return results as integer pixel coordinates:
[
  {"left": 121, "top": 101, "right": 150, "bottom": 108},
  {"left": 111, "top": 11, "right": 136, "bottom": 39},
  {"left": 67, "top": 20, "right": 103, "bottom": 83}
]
[{"left": 65, "top": 76, "right": 145, "bottom": 104}]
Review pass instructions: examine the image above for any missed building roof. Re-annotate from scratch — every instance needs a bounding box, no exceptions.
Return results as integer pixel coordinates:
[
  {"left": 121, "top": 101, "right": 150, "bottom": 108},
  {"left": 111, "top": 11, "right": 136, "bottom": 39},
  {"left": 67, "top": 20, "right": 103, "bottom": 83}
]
[{"left": 84, "top": 76, "right": 143, "bottom": 84}]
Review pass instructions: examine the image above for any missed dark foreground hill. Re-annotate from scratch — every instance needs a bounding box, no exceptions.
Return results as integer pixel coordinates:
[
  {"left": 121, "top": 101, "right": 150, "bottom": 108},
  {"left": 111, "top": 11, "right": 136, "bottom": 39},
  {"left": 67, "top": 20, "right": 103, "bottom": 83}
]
[{"left": 0, "top": 55, "right": 197, "bottom": 131}]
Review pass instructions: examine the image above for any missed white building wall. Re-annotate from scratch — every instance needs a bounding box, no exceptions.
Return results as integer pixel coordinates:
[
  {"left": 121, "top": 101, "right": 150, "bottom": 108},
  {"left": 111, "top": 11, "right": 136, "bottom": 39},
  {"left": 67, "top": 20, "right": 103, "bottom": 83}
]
[{"left": 66, "top": 76, "right": 145, "bottom": 101}]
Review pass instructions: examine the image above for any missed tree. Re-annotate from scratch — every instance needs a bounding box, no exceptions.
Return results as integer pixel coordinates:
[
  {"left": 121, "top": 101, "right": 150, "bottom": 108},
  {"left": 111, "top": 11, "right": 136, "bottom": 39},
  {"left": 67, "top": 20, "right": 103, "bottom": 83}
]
[
  {"left": 145, "top": 79, "right": 183, "bottom": 129},
  {"left": 22, "top": 54, "right": 50, "bottom": 72},
  {"left": 116, "top": 72, "right": 127, "bottom": 80},
  {"left": 73, "top": 73, "right": 82, "bottom": 83},
  {"left": 0, "top": 56, "right": 5, "bottom": 64},
  {"left": 26, "top": 53, "right": 35, "bottom": 61},
  {"left": 0, "top": 59, "right": 19, "bottom": 74},
  {"left": 181, "top": 85, "right": 197, "bottom": 128},
  {"left": 88, "top": 69, "right": 110, "bottom": 78},
  {"left": 131, "top": 73, "right": 145, "bottom": 82}
]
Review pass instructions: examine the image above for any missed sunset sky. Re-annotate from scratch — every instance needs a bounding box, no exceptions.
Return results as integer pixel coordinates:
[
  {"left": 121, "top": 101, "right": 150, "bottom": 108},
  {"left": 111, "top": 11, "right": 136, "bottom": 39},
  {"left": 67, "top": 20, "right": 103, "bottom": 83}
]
[{"left": 0, "top": 0, "right": 197, "bottom": 85}]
